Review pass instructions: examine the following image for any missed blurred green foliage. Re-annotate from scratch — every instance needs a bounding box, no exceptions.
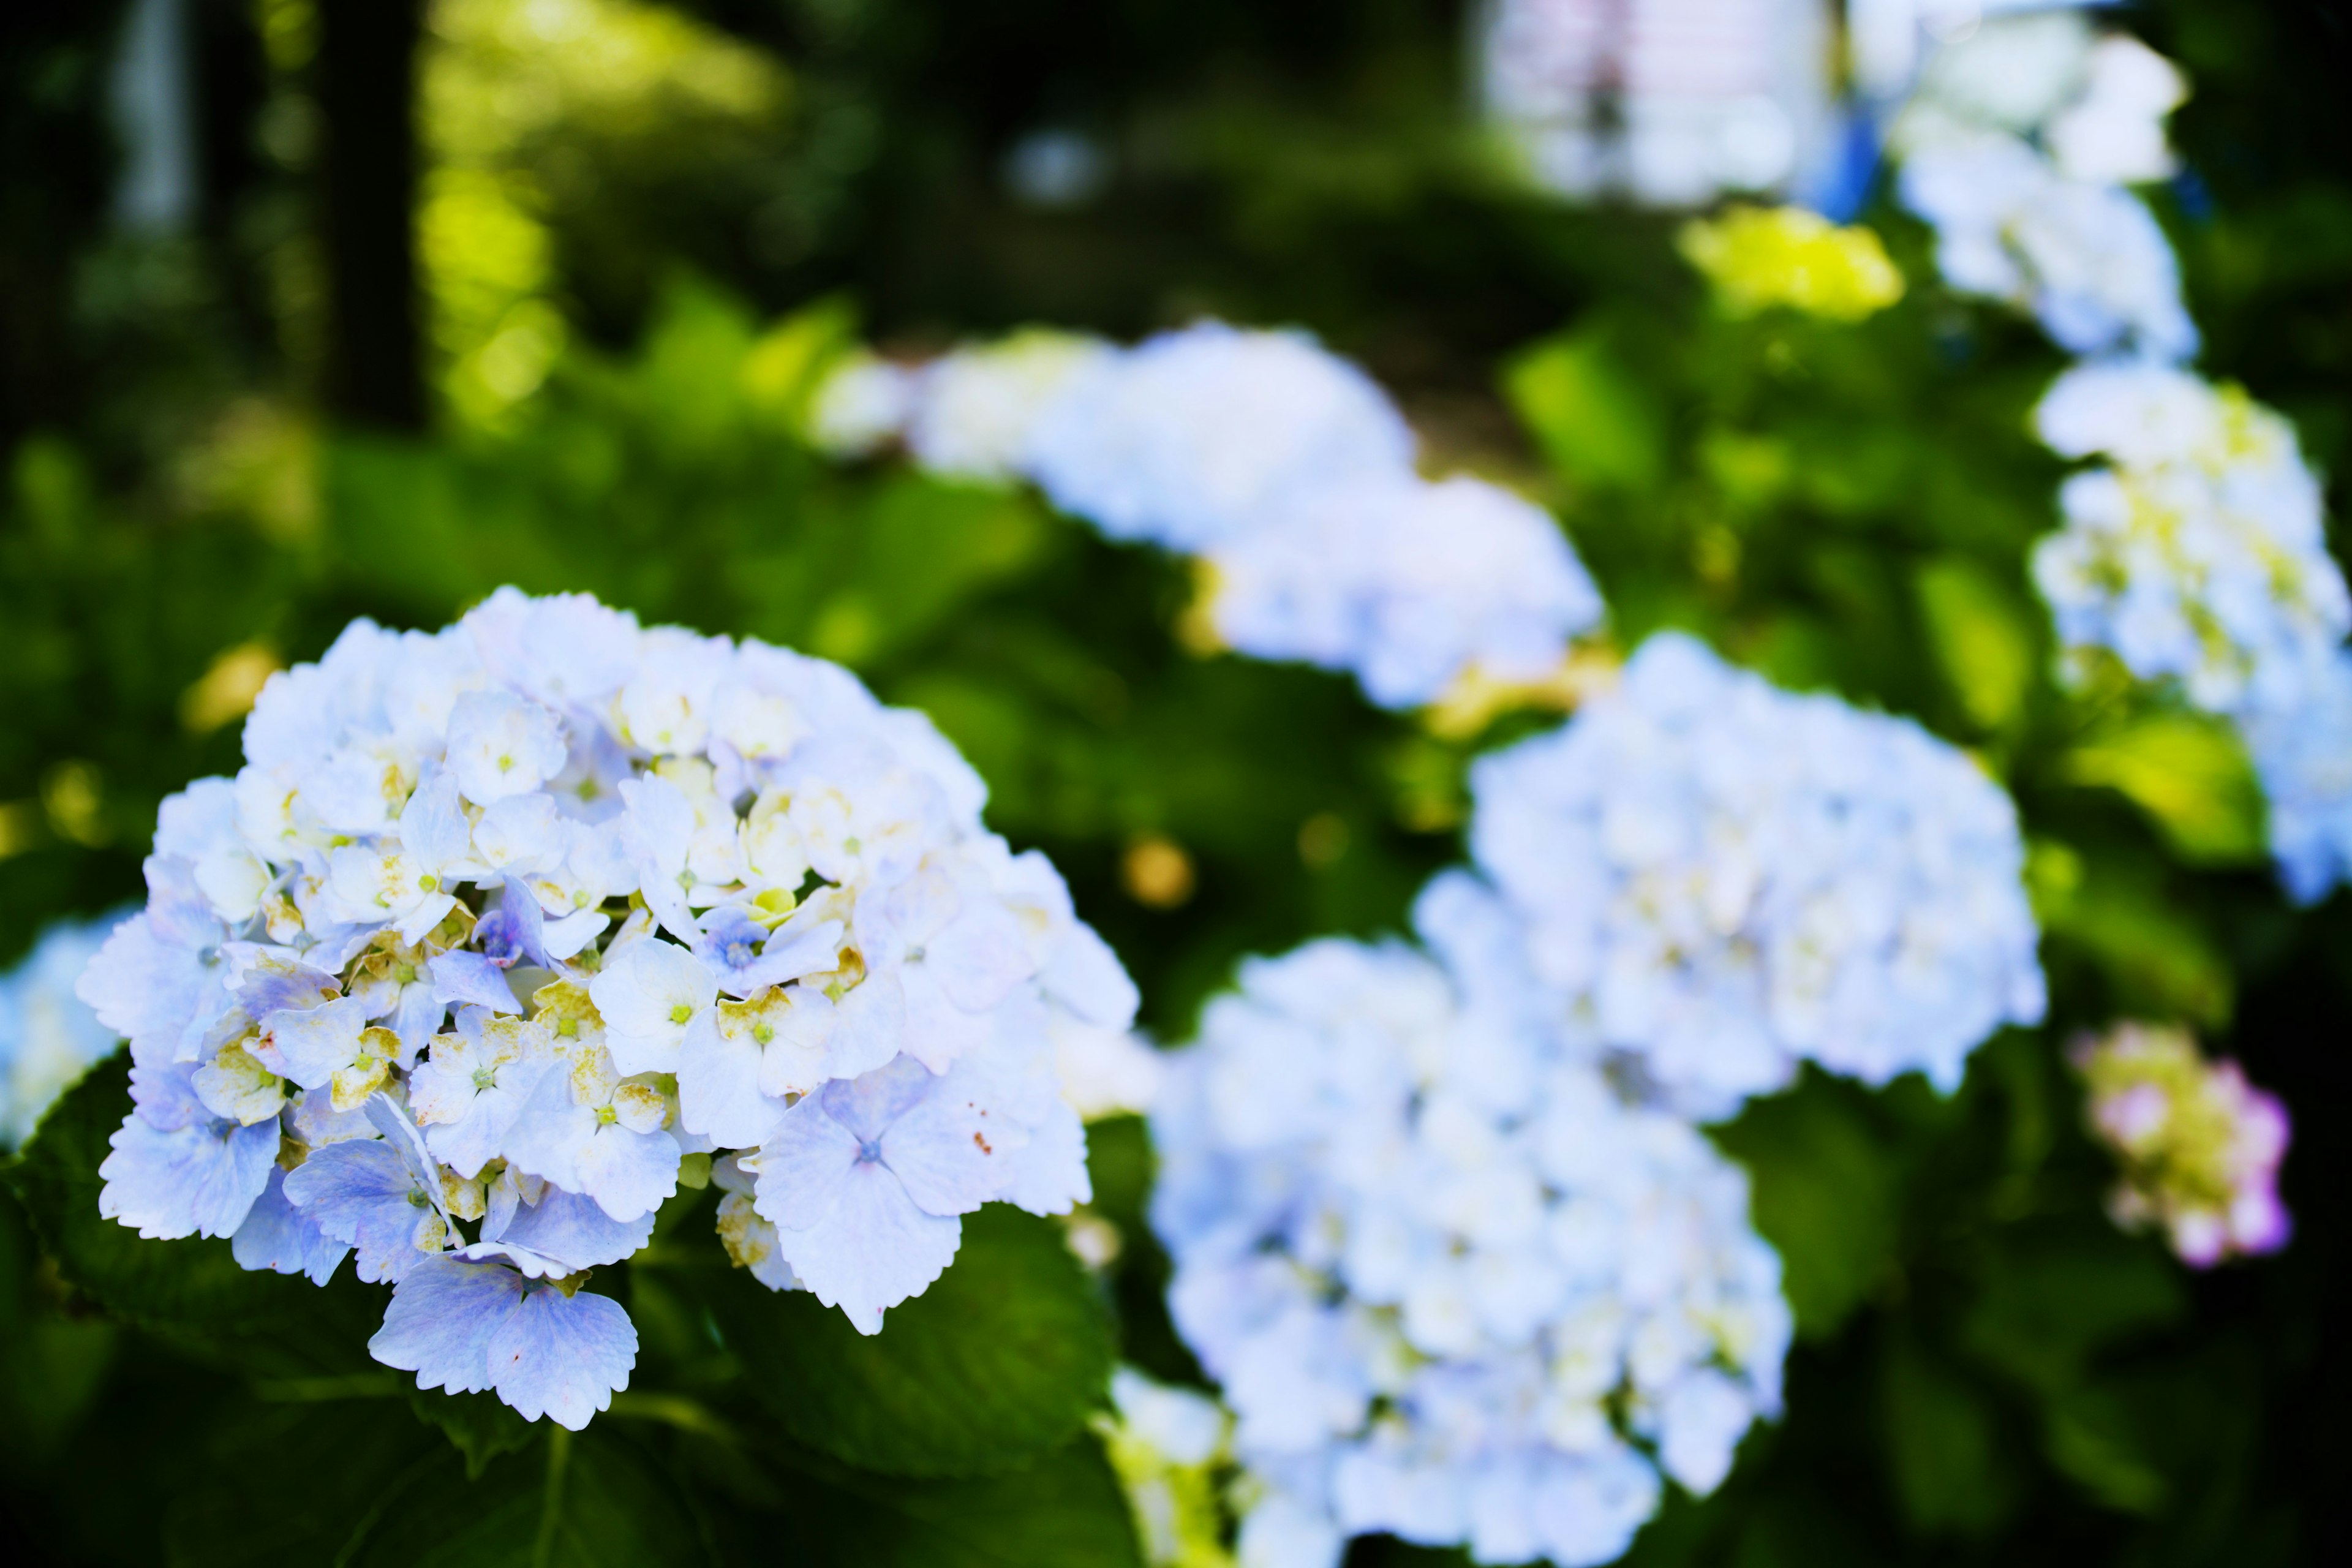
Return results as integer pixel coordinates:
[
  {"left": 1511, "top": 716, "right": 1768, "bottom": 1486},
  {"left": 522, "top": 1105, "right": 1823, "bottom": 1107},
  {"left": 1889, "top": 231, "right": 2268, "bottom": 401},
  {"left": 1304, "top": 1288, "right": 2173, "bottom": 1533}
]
[{"left": 4, "top": 0, "right": 2350, "bottom": 1564}]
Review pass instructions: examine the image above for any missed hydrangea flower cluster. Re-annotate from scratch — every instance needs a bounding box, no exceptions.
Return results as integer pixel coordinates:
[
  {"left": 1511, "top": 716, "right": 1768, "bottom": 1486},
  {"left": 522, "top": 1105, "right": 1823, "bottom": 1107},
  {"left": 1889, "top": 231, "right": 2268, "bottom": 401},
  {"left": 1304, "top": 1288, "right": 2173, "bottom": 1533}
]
[
  {"left": 0, "top": 913, "right": 128, "bottom": 1150},
  {"left": 2030, "top": 362, "right": 2349, "bottom": 718},
  {"left": 807, "top": 321, "right": 1606, "bottom": 710},
  {"left": 1676, "top": 204, "right": 1904, "bottom": 322},
  {"left": 1150, "top": 881, "right": 1792, "bottom": 1568},
  {"left": 1468, "top": 633, "right": 2048, "bottom": 1118},
  {"left": 77, "top": 589, "right": 1134, "bottom": 1427},
  {"left": 1893, "top": 14, "right": 2196, "bottom": 363},
  {"left": 2237, "top": 650, "right": 2352, "bottom": 904},
  {"left": 2069, "top": 1022, "right": 2291, "bottom": 1267},
  {"left": 1092, "top": 1367, "right": 1235, "bottom": 1568}
]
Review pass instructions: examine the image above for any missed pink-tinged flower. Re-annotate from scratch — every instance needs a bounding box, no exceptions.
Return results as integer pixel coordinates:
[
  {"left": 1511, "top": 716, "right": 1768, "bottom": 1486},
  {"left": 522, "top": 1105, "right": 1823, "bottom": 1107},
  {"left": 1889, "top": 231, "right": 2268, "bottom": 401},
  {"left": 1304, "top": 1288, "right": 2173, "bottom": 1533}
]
[{"left": 2071, "top": 1022, "right": 2292, "bottom": 1267}]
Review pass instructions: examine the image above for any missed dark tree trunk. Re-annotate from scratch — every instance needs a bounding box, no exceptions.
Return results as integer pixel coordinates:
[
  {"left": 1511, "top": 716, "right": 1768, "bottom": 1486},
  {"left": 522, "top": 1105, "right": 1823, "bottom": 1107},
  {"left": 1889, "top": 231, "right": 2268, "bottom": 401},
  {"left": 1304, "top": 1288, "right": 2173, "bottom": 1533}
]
[{"left": 316, "top": 0, "right": 424, "bottom": 431}]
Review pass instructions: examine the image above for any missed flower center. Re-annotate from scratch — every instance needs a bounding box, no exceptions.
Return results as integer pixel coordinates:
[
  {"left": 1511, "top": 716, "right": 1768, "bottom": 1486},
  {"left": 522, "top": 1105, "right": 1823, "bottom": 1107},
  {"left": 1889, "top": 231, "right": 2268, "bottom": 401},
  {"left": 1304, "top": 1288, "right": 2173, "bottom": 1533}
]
[
  {"left": 473, "top": 1067, "right": 497, "bottom": 1090},
  {"left": 669, "top": 1004, "right": 693, "bottom": 1025},
  {"left": 856, "top": 1138, "right": 883, "bottom": 1164}
]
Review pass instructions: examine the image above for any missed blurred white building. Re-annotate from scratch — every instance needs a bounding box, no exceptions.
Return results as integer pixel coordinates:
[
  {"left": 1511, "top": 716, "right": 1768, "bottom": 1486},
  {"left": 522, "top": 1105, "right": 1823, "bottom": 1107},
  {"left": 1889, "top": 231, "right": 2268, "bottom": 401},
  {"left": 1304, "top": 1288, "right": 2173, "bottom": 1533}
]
[
  {"left": 1479, "top": 0, "right": 1836, "bottom": 205},
  {"left": 1479, "top": 0, "right": 2122, "bottom": 208}
]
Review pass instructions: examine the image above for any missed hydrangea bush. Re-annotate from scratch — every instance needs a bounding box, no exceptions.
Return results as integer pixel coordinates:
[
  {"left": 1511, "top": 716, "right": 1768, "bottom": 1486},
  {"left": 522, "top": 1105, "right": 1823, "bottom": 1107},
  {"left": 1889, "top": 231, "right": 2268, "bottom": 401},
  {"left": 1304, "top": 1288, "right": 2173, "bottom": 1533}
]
[
  {"left": 1150, "top": 883, "right": 1791, "bottom": 1568},
  {"left": 74, "top": 587, "right": 1134, "bottom": 1425},
  {"left": 1467, "top": 634, "right": 2048, "bottom": 1117}
]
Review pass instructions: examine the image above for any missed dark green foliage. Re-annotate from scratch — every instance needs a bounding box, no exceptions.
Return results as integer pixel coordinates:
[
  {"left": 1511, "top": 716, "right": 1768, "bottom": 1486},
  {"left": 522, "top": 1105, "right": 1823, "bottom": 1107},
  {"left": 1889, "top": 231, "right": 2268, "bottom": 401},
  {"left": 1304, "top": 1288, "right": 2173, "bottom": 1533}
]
[
  {"left": 3, "top": 0, "right": 2348, "bottom": 1562},
  {"left": 6, "top": 1057, "right": 383, "bottom": 1374},
  {"left": 699, "top": 1204, "right": 1114, "bottom": 1476}
]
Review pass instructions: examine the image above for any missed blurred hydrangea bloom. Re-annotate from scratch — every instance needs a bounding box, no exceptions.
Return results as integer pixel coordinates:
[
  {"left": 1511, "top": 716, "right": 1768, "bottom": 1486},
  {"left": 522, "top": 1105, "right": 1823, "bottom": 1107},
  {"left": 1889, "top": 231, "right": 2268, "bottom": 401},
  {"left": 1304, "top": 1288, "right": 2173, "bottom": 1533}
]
[
  {"left": 1899, "top": 132, "right": 2195, "bottom": 361},
  {"left": 1093, "top": 1367, "right": 1235, "bottom": 1568},
  {"left": 905, "top": 329, "right": 1114, "bottom": 484},
  {"left": 0, "top": 913, "right": 130, "bottom": 1149},
  {"left": 810, "top": 321, "right": 1605, "bottom": 710},
  {"left": 1151, "top": 913, "right": 1791, "bottom": 1568},
  {"left": 1199, "top": 473, "right": 1605, "bottom": 709},
  {"left": 1469, "top": 633, "right": 2046, "bottom": 1118},
  {"left": 2031, "top": 363, "right": 2349, "bottom": 718},
  {"left": 2070, "top": 1022, "right": 2291, "bottom": 1267},
  {"left": 2238, "top": 650, "right": 2352, "bottom": 903},
  {"left": 1025, "top": 322, "right": 1418, "bottom": 552},
  {"left": 1677, "top": 205, "right": 1904, "bottom": 321},
  {"left": 77, "top": 589, "right": 1132, "bottom": 1427},
  {"left": 1890, "top": 12, "right": 2184, "bottom": 185},
  {"left": 1892, "top": 15, "right": 2195, "bottom": 361},
  {"left": 805, "top": 351, "right": 916, "bottom": 458}
]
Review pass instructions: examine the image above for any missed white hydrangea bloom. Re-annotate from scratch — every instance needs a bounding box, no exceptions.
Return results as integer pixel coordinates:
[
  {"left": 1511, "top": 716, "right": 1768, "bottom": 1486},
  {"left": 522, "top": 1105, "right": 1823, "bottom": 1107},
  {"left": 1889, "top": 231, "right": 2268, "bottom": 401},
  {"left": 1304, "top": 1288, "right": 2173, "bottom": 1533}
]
[
  {"left": 904, "top": 330, "right": 1114, "bottom": 484},
  {"left": 1899, "top": 131, "right": 2196, "bottom": 363},
  {"left": 1151, "top": 916, "right": 1791, "bottom": 1568},
  {"left": 2046, "top": 34, "right": 2188, "bottom": 186},
  {"left": 1024, "top": 322, "right": 1418, "bottom": 552},
  {"left": 1467, "top": 633, "right": 2046, "bottom": 1118},
  {"left": 806, "top": 352, "right": 916, "bottom": 458},
  {"left": 2030, "top": 363, "right": 2349, "bottom": 718},
  {"left": 1890, "top": 14, "right": 2195, "bottom": 363},
  {"left": 1202, "top": 474, "right": 1606, "bottom": 710},
  {"left": 77, "top": 589, "right": 1132, "bottom": 1426},
  {"left": 0, "top": 911, "right": 132, "bottom": 1149}
]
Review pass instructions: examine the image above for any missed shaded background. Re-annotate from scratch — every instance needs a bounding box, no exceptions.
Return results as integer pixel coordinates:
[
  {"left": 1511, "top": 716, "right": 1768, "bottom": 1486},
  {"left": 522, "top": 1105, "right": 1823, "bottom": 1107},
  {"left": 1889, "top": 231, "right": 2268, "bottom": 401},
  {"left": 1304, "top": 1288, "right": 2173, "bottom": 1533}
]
[{"left": 1, "top": 1, "right": 2347, "bottom": 1562}]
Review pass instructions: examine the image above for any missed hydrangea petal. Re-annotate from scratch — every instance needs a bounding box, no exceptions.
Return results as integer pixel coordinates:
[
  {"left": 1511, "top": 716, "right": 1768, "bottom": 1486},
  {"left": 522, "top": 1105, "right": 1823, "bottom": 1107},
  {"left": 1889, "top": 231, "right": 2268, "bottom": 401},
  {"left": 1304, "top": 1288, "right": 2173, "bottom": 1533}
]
[
  {"left": 769, "top": 1160, "right": 963, "bottom": 1335},
  {"left": 488, "top": 1281, "right": 638, "bottom": 1430},
  {"left": 231, "top": 1164, "right": 350, "bottom": 1284}
]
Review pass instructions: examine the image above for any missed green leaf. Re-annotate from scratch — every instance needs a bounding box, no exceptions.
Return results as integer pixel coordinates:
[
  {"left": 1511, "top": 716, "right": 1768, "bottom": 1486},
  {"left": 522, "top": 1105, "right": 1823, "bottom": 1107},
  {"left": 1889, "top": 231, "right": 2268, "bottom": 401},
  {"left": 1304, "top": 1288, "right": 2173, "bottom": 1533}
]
[
  {"left": 695, "top": 1431, "right": 1143, "bottom": 1568},
  {"left": 1958, "top": 1221, "right": 2186, "bottom": 1397},
  {"left": 1503, "top": 328, "right": 1666, "bottom": 494},
  {"left": 698, "top": 1204, "right": 1113, "bottom": 1477},
  {"left": 1709, "top": 1075, "right": 1904, "bottom": 1340},
  {"left": 2027, "top": 840, "right": 2234, "bottom": 1025},
  {"left": 0, "top": 1194, "right": 119, "bottom": 1464},
  {"left": 741, "top": 296, "right": 862, "bottom": 429},
  {"left": 2044, "top": 1387, "right": 2169, "bottom": 1515},
  {"left": 4, "top": 1055, "right": 383, "bottom": 1374},
  {"left": 1915, "top": 557, "right": 2037, "bottom": 734},
  {"left": 2058, "top": 712, "right": 2268, "bottom": 865},
  {"left": 1879, "top": 1335, "right": 2021, "bottom": 1537},
  {"left": 165, "top": 1400, "right": 708, "bottom": 1568},
  {"left": 412, "top": 1389, "right": 541, "bottom": 1480}
]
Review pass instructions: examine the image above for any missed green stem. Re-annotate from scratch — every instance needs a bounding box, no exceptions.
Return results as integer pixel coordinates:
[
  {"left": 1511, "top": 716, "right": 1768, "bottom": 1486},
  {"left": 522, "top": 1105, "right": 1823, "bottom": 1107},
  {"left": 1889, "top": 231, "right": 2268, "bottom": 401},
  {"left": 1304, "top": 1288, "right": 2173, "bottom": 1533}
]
[{"left": 532, "top": 1425, "right": 571, "bottom": 1568}]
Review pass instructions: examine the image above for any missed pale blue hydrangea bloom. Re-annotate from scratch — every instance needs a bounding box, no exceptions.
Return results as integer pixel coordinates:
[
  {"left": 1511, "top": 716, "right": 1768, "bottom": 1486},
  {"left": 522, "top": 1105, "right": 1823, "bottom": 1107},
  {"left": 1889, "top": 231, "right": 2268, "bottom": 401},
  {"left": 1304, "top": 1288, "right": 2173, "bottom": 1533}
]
[
  {"left": 809, "top": 320, "right": 1608, "bottom": 710},
  {"left": 1899, "top": 131, "right": 2196, "bottom": 362},
  {"left": 2026, "top": 363, "right": 2352, "bottom": 900},
  {"left": 1202, "top": 473, "right": 1606, "bottom": 709},
  {"left": 2030, "top": 363, "right": 2349, "bottom": 719},
  {"left": 1025, "top": 322, "right": 1418, "bottom": 552},
  {"left": 1150, "top": 923, "right": 1791, "bottom": 1568},
  {"left": 2240, "top": 650, "right": 2352, "bottom": 903},
  {"left": 0, "top": 910, "right": 130, "bottom": 1149},
  {"left": 1469, "top": 633, "right": 2047, "bottom": 1118},
  {"left": 903, "top": 330, "right": 1114, "bottom": 484},
  {"left": 75, "top": 589, "right": 1131, "bottom": 1427},
  {"left": 1891, "top": 18, "right": 2196, "bottom": 362}
]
